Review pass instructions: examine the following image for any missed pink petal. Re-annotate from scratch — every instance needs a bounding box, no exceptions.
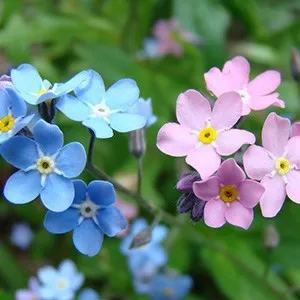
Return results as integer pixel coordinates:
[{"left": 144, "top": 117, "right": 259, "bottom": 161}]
[
  {"left": 248, "top": 93, "right": 284, "bottom": 111},
  {"left": 238, "top": 180, "right": 265, "bottom": 208},
  {"left": 262, "top": 112, "right": 290, "bottom": 157},
  {"left": 115, "top": 198, "right": 137, "bottom": 219},
  {"left": 186, "top": 145, "right": 221, "bottom": 180},
  {"left": 225, "top": 201, "right": 253, "bottom": 229},
  {"left": 217, "top": 158, "right": 245, "bottom": 185},
  {"left": 286, "top": 136, "right": 300, "bottom": 168},
  {"left": 157, "top": 123, "right": 197, "bottom": 156},
  {"left": 241, "top": 104, "right": 251, "bottom": 116},
  {"left": 286, "top": 169, "right": 300, "bottom": 204},
  {"left": 248, "top": 70, "right": 281, "bottom": 95},
  {"left": 204, "top": 198, "right": 226, "bottom": 228},
  {"left": 176, "top": 90, "right": 211, "bottom": 130},
  {"left": 193, "top": 176, "right": 220, "bottom": 201},
  {"left": 291, "top": 122, "right": 300, "bottom": 137},
  {"left": 215, "top": 129, "right": 255, "bottom": 156},
  {"left": 260, "top": 175, "right": 286, "bottom": 218},
  {"left": 211, "top": 92, "right": 243, "bottom": 130},
  {"left": 243, "top": 145, "right": 274, "bottom": 180}
]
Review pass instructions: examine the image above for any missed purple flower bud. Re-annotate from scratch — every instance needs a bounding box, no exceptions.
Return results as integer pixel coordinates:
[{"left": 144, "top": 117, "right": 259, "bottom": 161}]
[
  {"left": 129, "top": 128, "right": 146, "bottom": 158},
  {"left": 176, "top": 172, "right": 200, "bottom": 192},
  {"left": 129, "top": 227, "right": 152, "bottom": 249},
  {"left": 191, "top": 199, "right": 206, "bottom": 222},
  {"left": 177, "top": 193, "right": 197, "bottom": 214}
]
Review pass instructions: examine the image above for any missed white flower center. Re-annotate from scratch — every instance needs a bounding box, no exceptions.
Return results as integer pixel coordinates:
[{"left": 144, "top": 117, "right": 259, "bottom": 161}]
[
  {"left": 91, "top": 102, "right": 112, "bottom": 118},
  {"left": 238, "top": 86, "right": 250, "bottom": 104},
  {"left": 78, "top": 198, "right": 100, "bottom": 218},
  {"left": 36, "top": 156, "right": 55, "bottom": 174}
]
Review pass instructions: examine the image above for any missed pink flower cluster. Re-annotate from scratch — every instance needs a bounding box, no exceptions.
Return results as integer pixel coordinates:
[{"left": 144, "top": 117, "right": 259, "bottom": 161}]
[{"left": 157, "top": 56, "right": 299, "bottom": 230}]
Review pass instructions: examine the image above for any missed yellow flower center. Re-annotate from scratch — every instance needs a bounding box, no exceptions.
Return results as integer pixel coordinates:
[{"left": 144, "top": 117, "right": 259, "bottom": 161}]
[
  {"left": 37, "top": 88, "right": 47, "bottom": 96},
  {"left": 219, "top": 185, "right": 238, "bottom": 203},
  {"left": 275, "top": 157, "right": 290, "bottom": 176},
  {"left": 163, "top": 287, "right": 173, "bottom": 296},
  {"left": 56, "top": 280, "right": 67, "bottom": 289},
  {"left": 198, "top": 127, "right": 217, "bottom": 144},
  {"left": 0, "top": 116, "right": 15, "bottom": 133},
  {"left": 36, "top": 157, "right": 55, "bottom": 174}
]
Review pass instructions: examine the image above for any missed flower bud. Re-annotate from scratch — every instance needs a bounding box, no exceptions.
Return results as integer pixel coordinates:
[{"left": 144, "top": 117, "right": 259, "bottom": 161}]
[
  {"left": 264, "top": 224, "right": 280, "bottom": 250},
  {"left": 176, "top": 172, "right": 201, "bottom": 192},
  {"left": 290, "top": 48, "right": 300, "bottom": 83},
  {"left": 129, "top": 227, "right": 152, "bottom": 249},
  {"left": 191, "top": 199, "right": 206, "bottom": 222},
  {"left": 177, "top": 193, "right": 196, "bottom": 214},
  {"left": 129, "top": 129, "right": 146, "bottom": 159}
]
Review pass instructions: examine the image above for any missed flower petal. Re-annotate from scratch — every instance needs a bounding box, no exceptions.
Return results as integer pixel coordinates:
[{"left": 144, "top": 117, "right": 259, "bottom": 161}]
[
  {"left": 238, "top": 180, "right": 265, "bottom": 208},
  {"left": 6, "top": 87, "right": 26, "bottom": 117},
  {"left": 285, "top": 136, "right": 300, "bottom": 168},
  {"left": 262, "top": 112, "right": 290, "bottom": 157},
  {"left": 157, "top": 123, "right": 197, "bottom": 157},
  {"left": 186, "top": 145, "right": 221, "bottom": 180},
  {"left": 0, "top": 88, "right": 10, "bottom": 118},
  {"left": 4, "top": 170, "right": 41, "bottom": 204},
  {"left": 215, "top": 129, "right": 255, "bottom": 156},
  {"left": 211, "top": 92, "right": 243, "bottom": 130},
  {"left": 152, "top": 225, "right": 168, "bottom": 243},
  {"left": 82, "top": 118, "right": 113, "bottom": 139},
  {"left": 88, "top": 180, "right": 116, "bottom": 206},
  {"left": 176, "top": 89, "right": 211, "bottom": 130},
  {"left": 248, "top": 70, "right": 281, "bottom": 95},
  {"left": 248, "top": 93, "right": 284, "bottom": 111},
  {"left": 72, "top": 219, "right": 103, "bottom": 256},
  {"left": 37, "top": 266, "right": 57, "bottom": 284},
  {"left": 260, "top": 175, "right": 286, "bottom": 217},
  {"left": 73, "top": 180, "right": 87, "bottom": 204},
  {"left": 109, "top": 113, "right": 146, "bottom": 132},
  {"left": 225, "top": 201, "right": 253, "bottom": 229},
  {"left": 291, "top": 122, "right": 300, "bottom": 137},
  {"left": 203, "top": 199, "right": 226, "bottom": 228},
  {"left": 78, "top": 289, "right": 100, "bottom": 300},
  {"left": 217, "top": 158, "right": 246, "bottom": 185},
  {"left": 40, "top": 174, "right": 74, "bottom": 212},
  {"left": 286, "top": 170, "right": 300, "bottom": 203},
  {"left": 193, "top": 176, "right": 220, "bottom": 201}
]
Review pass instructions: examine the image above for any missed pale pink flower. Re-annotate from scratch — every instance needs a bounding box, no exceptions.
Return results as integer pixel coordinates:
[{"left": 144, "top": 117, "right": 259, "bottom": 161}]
[
  {"left": 291, "top": 122, "right": 300, "bottom": 137},
  {"left": 193, "top": 159, "right": 264, "bottom": 229},
  {"left": 157, "top": 90, "right": 255, "bottom": 179},
  {"left": 204, "top": 56, "right": 285, "bottom": 115},
  {"left": 243, "top": 112, "right": 300, "bottom": 217}
]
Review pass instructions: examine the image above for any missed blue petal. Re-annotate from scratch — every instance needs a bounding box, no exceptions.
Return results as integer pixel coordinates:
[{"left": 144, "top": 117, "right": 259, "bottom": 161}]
[
  {"left": 58, "top": 260, "right": 84, "bottom": 290},
  {"left": 0, "top": 88, "right": 10, "bottom": 118},
  {"left": 97, "top": 206, "right": 126, "bottom": 237},
  {"left": 78, "top": 288, "right": 100, "bottom": 300},
  {"left": 6, "top": 87, "right": 26, "bottom": 117},
  {"left": 105, "top": 79, "right": 139, "bottom": 111},
  {"left": 33, "top": 120, "right": 63, "bottom": 156},
  {"left": 82, "top": 118, "right": 113, "bottom": 139},
  {"left": 152, "top": 225, "right": 168, "bottom": 244},
  {"left": 109, "top": 113, "right": 146, "bottom": 132},
  {"left": 74, "top": 70, "right": 105, "bottom": 105},
  {"left": 0, "top": 136, "right": 38, "bottom": 169},
  {"left": 87, "top": 181, "right": 115, "bottom": 206},
  {"left": 73, "top": 180, "right": 87, "bottom": 204},
  {"left": 147, "top": 245, "right": 168, "bottom": 267},
  {"left": 175, "top": 276, "right": 193, "bottom": 296},
  {"left": 56, "top": 94, "right": 91, "bottom": 121},
  {"left": 40, "top": 173, "right": 74, "bottom": 212},
  {"left": 44, "top": 208, "right": 79, "bottom": 234},
  {"left": 4, "top": 170, "right": 42, "bottom": 204},
  {"left": 35, "top": 91, "right": 58, "bottom": 105},
  {"left": 72, "top": 219, "right": 103, "bottom": 257},
  {"left": 37, "top": 266, "right": 57, "bottom": 284},
  {"left": 56, "top": 142, "right": 86, "bottom": 178},
  {"left": 9, "top": 114, "right": 34, "bottom": 137}
]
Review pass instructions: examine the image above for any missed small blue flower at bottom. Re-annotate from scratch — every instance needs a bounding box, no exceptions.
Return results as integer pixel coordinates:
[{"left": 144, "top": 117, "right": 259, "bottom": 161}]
[
  {"left": 44, "top": 180, "right": 127, "bottom": 257},
  {"left": 15, "top": 277, "right": 40, "bottom": 300},
  {"left": 78, "top": 288, "right": 101, "bottom": 300}
]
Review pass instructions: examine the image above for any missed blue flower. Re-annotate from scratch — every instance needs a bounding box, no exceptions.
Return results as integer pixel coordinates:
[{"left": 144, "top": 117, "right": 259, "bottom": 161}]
[
  {"left": 56, "top": 70, "right": 146, "bottom": 138},
  {"left": 148, "top": 273, "right": 193, "bottom": 300},
  {"left": 37, "top": 259, "right": 84, "bottom": 300},
  {"left": 137, "top": 38, "right": 160, "bottom": 60},
  {"left": 44, "top": 180, "right": 127, "bottom": 256},
  {"left": 11, "top": 64, "right": 89, "bottom": 105},
  {"left": 78, "top": 288, "right": 101, "bottom": 300},
  {"left": 1, "top": 119, "right": 86, "bottom": 212},
  {"left": 10, "top": 222, "right": 33, "bottom": 250},
  {"left": 15, "top": 277, "right": 40, "bottom": 300},
  {"left": 128, "top": 97, "right": 157, "bottom": 128},
  {"left": 0, "top": 87, "right": 33, "bottom": 144}
]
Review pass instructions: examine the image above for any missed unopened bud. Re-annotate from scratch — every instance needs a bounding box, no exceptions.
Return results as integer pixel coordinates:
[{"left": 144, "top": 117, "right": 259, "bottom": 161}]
[
  {"left": 176, "top": 172, "right": 201, "bottom": 192},
  {"left": 129, "top": 227, "right": 152, "bottom": 249},
  {"left": 129, "top": 129, "right": 146, "bottom": 159},
  {"left": 177, "top": 193, "right": 196, "bottom": 214},
  {"left": 264, "top": 224, "right": 280, "bottom": 250},
  {"left": 290, "top": 48, "right": 300, "bottom": 83},
  {"left": 190, "top": 199, "right": 206, "bottom": 222}
]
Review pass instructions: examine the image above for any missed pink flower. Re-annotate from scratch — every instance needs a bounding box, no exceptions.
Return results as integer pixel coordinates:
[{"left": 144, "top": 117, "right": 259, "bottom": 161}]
[
  {"left": 204, "top": 56, "right": 285, "bottom": 115},
  {"left": 291, "top": 122, "right": 300, "bottom": 137},
  {"left": 193, "top": 159, "right": 264, "bottom": 229},
  {"left": 243, "top": 112, "right": 300, "bottom": 217},
  {"left": 156, "top": 90, "right": 255, "bottom": 179}
]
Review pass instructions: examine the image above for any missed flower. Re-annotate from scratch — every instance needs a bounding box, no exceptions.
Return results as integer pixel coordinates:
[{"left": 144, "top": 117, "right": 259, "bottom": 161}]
[
  {"left": 243, "top": 112, "right": 300, "bottom": 217},
  {"left": 291, "top": 121, "right": 300, "bottom": 137},
  {"left": 128, "top": 97, "right": 157, "bottom": 128},
  {"left": 193, "top": 158, "right": 265, "bottom": 229},
  {"left": 78, "top": 288, "right": 101, "bottom": 300},
  {"left": 137, "top": 38, "right": 160, "bottom": 60},
  {"left": 1, "top": 119, "right": 86, "bottom": 212},
  {"left": 204, "top": 56, "right": 284, "bottom": 115},
  {"left": 10, "top": 64, "right": 89, "bottom": 105},
  {"left": 0, "top": 75, "right": 13, "bottom": 88},
  {"left": 148, "top": 272, "right": 193, "bottom": 300},
  {"left": 56, "top": 70, "right": 146, "bottom": 138},
  {"left": 157, "top": 90, "right": 255, "bottom": 179},
  {"left": 0, "top": 87, "right": 33, "bottom": 144},
  {"left": 38, "top": 259, "right": 84, "bottom": 300},
  {"left": 10, "top": 222, "right": 33, "bottom": 250},
  {"left": 15, "top": 277, "right": 40, "bottom": 300},
  {"left": 44, "top": 180, "right": 126, "bottom": 256}
]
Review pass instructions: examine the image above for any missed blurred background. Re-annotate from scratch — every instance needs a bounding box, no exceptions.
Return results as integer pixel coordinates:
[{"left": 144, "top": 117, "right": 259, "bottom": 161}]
[{"left": 1, "top": 0, "right": 300, "bottom": 299}]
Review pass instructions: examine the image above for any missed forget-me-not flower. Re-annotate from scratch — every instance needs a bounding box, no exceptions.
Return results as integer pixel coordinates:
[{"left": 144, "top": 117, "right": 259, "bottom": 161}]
[
  {"left": 56, "top": 70, "right": 146, "bottom": 138},
  {"left": 0, "top": 87, "right": 33, "bottom": 144},
  {"left": 1, "top": 120, "right": 86, "bottom": 212},
  {"left": 38, "top": 259, "right": 84, "bottom": 300},
  {"left": 10, "top": 222, "right": 33, "bottom": 250},
  {"left": 15, "top": 277, "right": 40, "bottom": 300},
  {"left": 44, "top": 180, "right": 127, "bottom": 256},
  {"left": 11, "top": 64, "right": 89, "bottom": 105},
  {"left": 78, "top": 288, "right": 101, "bottom": 300},
  {"left": 0, "top": 75, "right": 13, "bottom": 88}
]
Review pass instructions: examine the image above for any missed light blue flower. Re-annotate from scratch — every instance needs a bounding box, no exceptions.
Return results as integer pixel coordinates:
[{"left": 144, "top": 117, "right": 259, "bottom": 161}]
[
  {"left": 11, "top": 64, "right": 89, "bottom": 105},
  {"left": 56, "top": 70, "right": 146, "bottom": 138},
  {"left": 1, "top": 119, "right": 86, "bottom": 212},
  {"left": 148, "top": 273, "right": 193, "bottom": 300},
  {"left": 38, "top": 259, "right": 84, "bottom": 300},
  {"left": 15, "top": 277, "right": 40, "bottom": 300},
  {"left": 0, "top": 87, "right": 33, "bottom": 144},
  {"left": 44, "top": 180, "right": 127, "bottom": 256},
  {"left": 128, "top": 98, "right": 157, "bottom": 128},
  {"left": 10, "top": 222, "right": 33, "bottom": 250},
  {"left": 137, "top": 38, "right": 160, "bottom": 60},
  {"left": 78, "top": 288, "right": 100, "bottom": 300}
]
